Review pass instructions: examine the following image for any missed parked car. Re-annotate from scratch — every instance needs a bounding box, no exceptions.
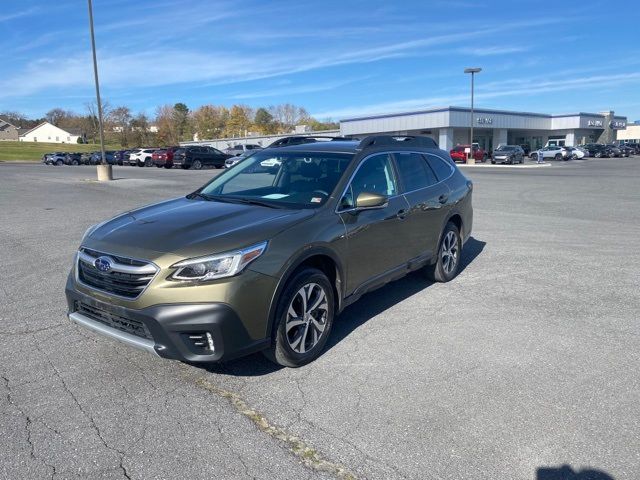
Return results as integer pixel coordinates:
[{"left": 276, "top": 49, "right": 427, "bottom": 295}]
[
  {"left": 172, "top": 146, "right": 230, "bottom": 169},
  {"left": 623, "top": 142, "right": 640, "bottom": 154},
  {"left": 80, "top": 153, "right": 92, "bottom": 165},
  {"left": 618, "top": 144, "right": 635, "bottom": 157},
  {"left": 89, "top": 151, "right": 116, "bottom": 165},
  {"left": 563, "top": 146, "right": 585, "bottom": 159},
  {"left": 64, "top": 153, "right": 83, "bottom": 165},
  {"left": 605, "top": 144, "right": 623, "bottom": 157},
  {"left": 152, "top": 146, "right": 179, "bottom": 168},
  {"left": 66, "top": 135, "right": 473, "bottom": 367},
  {"left": 579, "top": 144, "right": 611, "bottom": 158},
  {"left": 491, "top": 145, "right": 524, "bottom": 164},
  {"left": 47, "top": 152, "right": 67, "bottom": 166},
  {"left": 530, "top": 146, "right": 569, "bottom": 161},
  {"left": 129, "top": 148, "right": 157, "bottom": 167},
  {"left": 113, "top": 150, "right": 130, "bottom": 165},
  {"left": 223, "top": 144, "right": 263, "bottom": 156},
  {"left": 225, "top": 153, "right": 250, "bottom": 168},
  {"left": 449, "top": 145, "right": 487, "bottom": 163}
]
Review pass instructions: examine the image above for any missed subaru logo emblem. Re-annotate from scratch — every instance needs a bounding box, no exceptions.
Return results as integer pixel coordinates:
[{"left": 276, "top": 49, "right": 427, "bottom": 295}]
[{"left": 94, "top": 256, "right": 112, "bottom": 272}]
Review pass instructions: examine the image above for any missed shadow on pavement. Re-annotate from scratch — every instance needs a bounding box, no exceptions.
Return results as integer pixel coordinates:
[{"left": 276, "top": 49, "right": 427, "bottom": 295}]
[
  {"left": 537, "top": 464, "right": 615, "bottom": 480},
  {"left": 201, "top": 236, "right": 486, "bottom": 377}
]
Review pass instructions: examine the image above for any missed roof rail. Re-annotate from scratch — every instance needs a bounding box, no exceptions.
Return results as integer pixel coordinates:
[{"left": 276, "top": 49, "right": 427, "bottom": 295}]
[
  {"left": 268, "top": 135, "right": 357, "bottom": 147},
  {"left": 357, "top": 135, "right": 438, "bottom": 151}
]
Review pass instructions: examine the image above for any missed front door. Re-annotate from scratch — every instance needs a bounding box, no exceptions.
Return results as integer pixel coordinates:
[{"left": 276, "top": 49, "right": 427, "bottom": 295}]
[{"left": 338, "top": 153, "right": 410, "bottom": 295}]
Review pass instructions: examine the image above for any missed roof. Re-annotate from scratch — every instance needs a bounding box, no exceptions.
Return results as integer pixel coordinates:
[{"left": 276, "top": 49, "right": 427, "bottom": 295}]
[
  {"left": 18, "top": 121, "right": 84, "bottom": 137},
  {"left": 0, "top": 117, "right": 18, "bottom": 128},
  {"left": 341, "top": 105, "right": 627, "bottom": 123}
]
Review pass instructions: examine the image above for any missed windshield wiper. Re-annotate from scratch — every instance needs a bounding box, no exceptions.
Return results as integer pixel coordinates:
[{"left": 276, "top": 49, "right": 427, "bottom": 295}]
[
  {"left": 225, "top": 197, "right": 282, "bottom": 209},
  {"left": 187, "top": 192, "right": 212, "bottom": 201}
]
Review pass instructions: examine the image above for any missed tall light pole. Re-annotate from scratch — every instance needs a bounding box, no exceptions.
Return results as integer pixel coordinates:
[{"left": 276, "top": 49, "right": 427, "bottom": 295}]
[
  {"left": 87, "top": 0, "right": 112, "bottom": 181},
  {"left": 464, "top": 67, "right": 482, "bottom": 165}
]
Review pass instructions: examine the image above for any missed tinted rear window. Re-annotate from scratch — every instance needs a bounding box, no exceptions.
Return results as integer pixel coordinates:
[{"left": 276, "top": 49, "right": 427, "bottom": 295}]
[
  {"left": 425, "top": 154, "right": 453, "bottom": 182},
  {"left": 394, "top": 152, "right": 437, "bottom": 191}
]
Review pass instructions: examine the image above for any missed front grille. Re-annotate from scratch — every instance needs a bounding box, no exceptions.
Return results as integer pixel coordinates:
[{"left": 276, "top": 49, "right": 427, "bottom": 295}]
[
  {"left": 77, "top": 249, "right": 157, "bottom": 299},
  {"left": 75, "top": 301, "right": 152, "bottom": 340}
]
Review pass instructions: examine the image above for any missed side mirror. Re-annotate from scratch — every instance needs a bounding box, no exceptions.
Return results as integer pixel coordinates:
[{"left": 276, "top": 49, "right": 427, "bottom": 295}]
[{"left": 355, "top": 191, "right": 388, "bottom": 209}]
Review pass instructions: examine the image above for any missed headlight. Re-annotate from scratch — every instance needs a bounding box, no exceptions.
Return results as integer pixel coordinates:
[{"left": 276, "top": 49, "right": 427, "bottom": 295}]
[{"left": 169, "top": 242, "right": 267, "bottom": 282}]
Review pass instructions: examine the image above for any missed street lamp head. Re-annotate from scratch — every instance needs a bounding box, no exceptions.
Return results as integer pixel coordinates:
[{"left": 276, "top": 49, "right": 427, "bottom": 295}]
[{"left": 464, "top": 67, "right": 482, "bottom": 74}]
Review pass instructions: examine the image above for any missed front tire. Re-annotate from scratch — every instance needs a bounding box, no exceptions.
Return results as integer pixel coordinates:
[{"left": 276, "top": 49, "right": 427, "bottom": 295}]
[
  {"left": 264, "top": 268, "right": 335, "bottom": 367},
  {"left": 424, "top": 222, "right": 462, "bottom": 283},
  {"left": 192, "top": 159, "right": 202, "bottom": 170}
]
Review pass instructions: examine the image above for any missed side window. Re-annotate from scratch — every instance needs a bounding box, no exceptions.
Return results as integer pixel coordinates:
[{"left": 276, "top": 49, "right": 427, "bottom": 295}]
[
  {"left": 395, "top": 152, "right": 437, "bottom": 191},
  {"left": 340, "top": 154, "right": 397, "bottom": 210},
  {"left": 425, "top": 154, "right": 453, "bottom": 182}
]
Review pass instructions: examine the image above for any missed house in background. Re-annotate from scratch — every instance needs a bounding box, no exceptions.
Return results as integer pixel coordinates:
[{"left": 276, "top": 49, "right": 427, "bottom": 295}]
[
  {"left": 0, "top": 117, "right": 20, "bottom": 140},
  {"left": 19, "top": 121, "right": 85, "bottom": 143}
]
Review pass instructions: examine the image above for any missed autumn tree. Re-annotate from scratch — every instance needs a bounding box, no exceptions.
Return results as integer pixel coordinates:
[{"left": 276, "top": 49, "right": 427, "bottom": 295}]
[
  {"left": 109, "top": 106, "right": 133, "bottom": 147},
  {"left": 192, "top": 105, "right": 229, "bottom": 140},
  {"left": 155, "top": 105, "right": 178, "bottom": 145},
  {"left": 173, "top": 103, "right": 192, "bottom": 141},
  {"left": 254, "top": 107, "right": 276, "bottom": 134},
  {"left": 130, "top": 113, "right": 151, "bottom": 146},
  {"left": 269, "top": 104, "right": 310, "bottom": 131},
  {"left": 224, "top": 105, "right": 253, "bottom": 138}
]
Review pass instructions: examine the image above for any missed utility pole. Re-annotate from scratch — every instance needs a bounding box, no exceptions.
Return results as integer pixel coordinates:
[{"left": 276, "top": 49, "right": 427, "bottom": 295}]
[
  {"left": 88, "top": 0, "right": 111, "bottom": 181},
  {"left": 464, "top": 67, "right": 482, "bottom": 165}
]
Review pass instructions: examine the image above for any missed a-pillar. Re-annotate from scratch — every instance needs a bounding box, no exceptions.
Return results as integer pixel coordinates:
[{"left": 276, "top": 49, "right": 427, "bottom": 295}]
[
  {"left": 492, "top": 129, "right": 507, "bottom": 149},
  {"left": 439, "top": 128, "right": 453, "bottom": 151}
]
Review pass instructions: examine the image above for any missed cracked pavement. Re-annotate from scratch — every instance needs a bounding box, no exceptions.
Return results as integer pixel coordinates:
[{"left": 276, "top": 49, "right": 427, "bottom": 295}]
[{"left": 1, "top": 160, "right": 639, "bottom": 479}]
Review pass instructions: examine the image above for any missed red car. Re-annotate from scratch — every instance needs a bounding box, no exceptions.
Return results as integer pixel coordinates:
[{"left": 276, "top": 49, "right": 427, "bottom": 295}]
[
  {"left": 450, "top": 145, "right": 487, "bottom": 163},
  {"left": 152, "top": 146, "right": 179, "bottom": 168}
]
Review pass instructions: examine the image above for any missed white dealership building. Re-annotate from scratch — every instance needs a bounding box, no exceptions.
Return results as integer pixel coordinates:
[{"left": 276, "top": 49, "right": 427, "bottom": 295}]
[{"left": 340, "top": 106, "right": 628, "bottom": 152}]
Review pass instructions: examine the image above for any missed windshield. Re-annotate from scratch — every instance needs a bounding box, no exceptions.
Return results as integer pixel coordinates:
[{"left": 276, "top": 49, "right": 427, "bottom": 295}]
[
  {"left": 495, "top": 146, "right": 515, "bottom": 151},
  {"left": 199, "top": 151, "right": 352, "bottom": 208}
]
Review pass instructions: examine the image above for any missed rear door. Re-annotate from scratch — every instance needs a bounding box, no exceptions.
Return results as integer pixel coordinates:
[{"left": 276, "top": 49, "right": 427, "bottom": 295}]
[{"left": 393, "top": 152, "right": 451, "bottom": 261}]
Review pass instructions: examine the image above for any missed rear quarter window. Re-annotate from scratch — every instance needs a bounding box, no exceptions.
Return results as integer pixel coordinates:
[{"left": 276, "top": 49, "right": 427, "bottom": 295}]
[{"left": 425, "top": 154, "right": 454, "bottom": 182}]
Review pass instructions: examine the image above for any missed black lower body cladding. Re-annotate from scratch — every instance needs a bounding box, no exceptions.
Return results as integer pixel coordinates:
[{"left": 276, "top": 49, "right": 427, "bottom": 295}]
[{"left": 65, "top": 279, "right": 269, "bottom": 363}]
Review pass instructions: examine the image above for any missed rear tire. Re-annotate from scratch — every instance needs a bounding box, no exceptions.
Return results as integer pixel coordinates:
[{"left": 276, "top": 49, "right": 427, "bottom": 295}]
[
  {"left": 555, "top": 153, "right": 562, "bottom": 161},
  {"left": 71, "top": 160, "right": 79, "bottom": 166},
  {"left": 192, "top": 159, "right": 202, "bottom": 170},
  {"left": 144, "top": 157, "right": 152, "bottom": 167},
  {"left": 424, "top": 222, "right": 462, "bottom": 283},
  {"left": 263, "top": 268, "right": 335, "bottom": 367},
  {"left": 55, "top": 160, "right": 63, "bottom": 166}
]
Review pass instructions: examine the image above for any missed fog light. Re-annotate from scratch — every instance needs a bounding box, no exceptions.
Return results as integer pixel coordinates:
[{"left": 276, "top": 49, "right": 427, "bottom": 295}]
[{"left": 206, "top": 332, "right": 215, "bottom": 352}]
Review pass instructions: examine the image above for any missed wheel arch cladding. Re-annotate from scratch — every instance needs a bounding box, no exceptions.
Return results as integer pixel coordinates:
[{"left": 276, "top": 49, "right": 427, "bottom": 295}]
[{"left": 266, "top": 249, "right": 343, "bottom": 340}]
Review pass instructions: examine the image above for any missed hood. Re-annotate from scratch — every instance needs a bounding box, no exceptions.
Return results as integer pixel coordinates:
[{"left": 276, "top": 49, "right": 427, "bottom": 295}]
[{"left": 85, "top": 196, "right": 313, "bottom": 261}]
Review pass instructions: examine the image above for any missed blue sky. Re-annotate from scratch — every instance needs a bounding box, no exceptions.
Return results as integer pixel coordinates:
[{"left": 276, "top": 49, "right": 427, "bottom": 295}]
[{"left": 1, "top": 0, "right": 639, "bottom": 121}]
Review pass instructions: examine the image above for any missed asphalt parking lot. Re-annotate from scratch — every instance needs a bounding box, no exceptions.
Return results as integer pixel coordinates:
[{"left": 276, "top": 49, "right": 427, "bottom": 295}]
[{"left": 1, "top": 158, "right": 639, "bottom": 480}]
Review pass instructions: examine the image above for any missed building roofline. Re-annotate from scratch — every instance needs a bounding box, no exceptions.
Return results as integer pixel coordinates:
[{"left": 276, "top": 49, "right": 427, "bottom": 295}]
[
  {"left": 340, "top": 106, "right": 626, "bottom": 123},
  {"left": 18, "top": 121, "right": 77, "bottom": 138},
  {"left": 0, "top": 117, "right": 19, "bottom": 128}
]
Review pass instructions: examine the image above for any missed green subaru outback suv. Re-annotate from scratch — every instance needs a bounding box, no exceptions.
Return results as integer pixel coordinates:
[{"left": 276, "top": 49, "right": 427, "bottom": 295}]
[{"left": 65, "top": 136, "right": 473, "bottom": 367}]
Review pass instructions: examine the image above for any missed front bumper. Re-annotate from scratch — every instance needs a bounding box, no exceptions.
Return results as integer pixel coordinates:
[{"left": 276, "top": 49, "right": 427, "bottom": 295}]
[{"left": 65, "top": 282, "right": 270, "bottom": 363}]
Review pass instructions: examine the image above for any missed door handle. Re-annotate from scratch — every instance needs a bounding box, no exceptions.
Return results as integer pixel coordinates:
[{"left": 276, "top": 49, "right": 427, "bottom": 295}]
[
  {"left": 396, "top": 209, "right": 407, "bottom": 220},
  {"left": 438, "top": 194, "right": 449, "bottom": 204}
]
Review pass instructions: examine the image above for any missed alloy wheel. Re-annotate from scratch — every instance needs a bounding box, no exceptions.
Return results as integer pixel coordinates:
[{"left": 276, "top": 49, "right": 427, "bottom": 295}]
[
  {"left": 441, "top": 231, "right": 459, "bottom": 275},
  {"left": 285, "top": 283, "right": 328, "bottom": 354}
]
